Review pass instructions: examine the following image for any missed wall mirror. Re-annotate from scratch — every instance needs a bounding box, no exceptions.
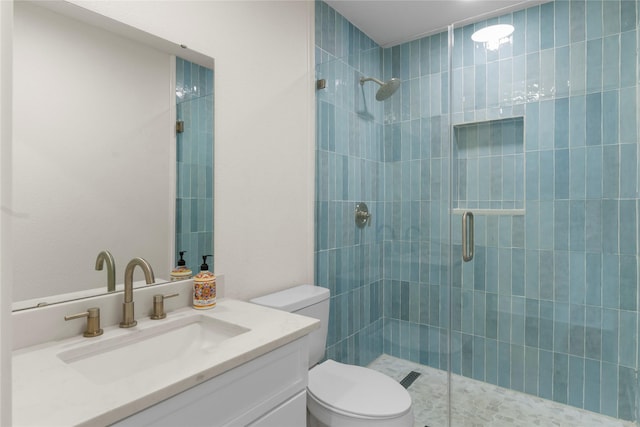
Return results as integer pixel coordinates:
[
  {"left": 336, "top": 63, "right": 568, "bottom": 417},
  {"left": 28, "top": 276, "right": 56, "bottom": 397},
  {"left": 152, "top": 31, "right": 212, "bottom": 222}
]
[{"left": 12, "top": 0, "right": 214, "bottom": 310}]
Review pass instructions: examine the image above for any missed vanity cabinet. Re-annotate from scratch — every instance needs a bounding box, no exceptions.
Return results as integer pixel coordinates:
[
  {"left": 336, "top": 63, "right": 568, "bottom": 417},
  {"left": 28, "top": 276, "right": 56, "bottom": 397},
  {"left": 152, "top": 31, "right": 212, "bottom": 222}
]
[{"left": 112, "top": 337, "right": 309, "bottom": 426}]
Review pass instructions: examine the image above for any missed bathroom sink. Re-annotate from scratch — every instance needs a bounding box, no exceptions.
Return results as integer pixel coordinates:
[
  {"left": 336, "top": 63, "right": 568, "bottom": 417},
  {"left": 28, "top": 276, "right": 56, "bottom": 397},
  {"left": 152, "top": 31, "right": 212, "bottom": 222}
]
[{"left": 57, "top": 314, "right": 250, "bottom": 384}]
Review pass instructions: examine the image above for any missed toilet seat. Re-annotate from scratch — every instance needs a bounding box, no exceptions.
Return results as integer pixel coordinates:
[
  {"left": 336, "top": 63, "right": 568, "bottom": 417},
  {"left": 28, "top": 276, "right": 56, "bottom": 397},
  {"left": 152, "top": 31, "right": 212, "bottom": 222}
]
[{"left": 308, "top": 360, "right": 412, "bottom": 420}]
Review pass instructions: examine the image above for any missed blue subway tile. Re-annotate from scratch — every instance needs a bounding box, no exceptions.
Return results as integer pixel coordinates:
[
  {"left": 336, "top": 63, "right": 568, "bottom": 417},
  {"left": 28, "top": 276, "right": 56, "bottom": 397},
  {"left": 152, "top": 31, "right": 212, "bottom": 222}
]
[
  {"left": 554, "top": 302, "right": 570, "bottom": 353},
  {"left": 620, "top": 30, "right": 637, "bottom": 88},
  {"left": 570, "top": 42, "right": 586, "bottom": 95},
  {"left": 585, "top": 147, "right": 603, "bottom": 199},
  {"left": 540, "top": 2, "right": 555, "bottom": 49},
  {"left": 602, "top": 36, "right": 620, "bottom": 90},
  {"left": 538, "top": 100, "right": 555, "bottom": 150},
  {"left": 571, "top": 0, "right": 587, "bottom": 43},
  {"left": 485, "top": 339, "right": 498, "bottom": 385},
  {"left": 539, "top": 150, "right": 555, "bottom": 200},
  {"left": 585, "top": 253, "right": 602, "bottom": 306},
  {"left": 621, "top": 1, "right": 637, "bottom": 31},
  {"left": 553, "top": 98, "right": 569, "bottom": 148},
  {"left": 569, "top": 304, "right": 585, "bottom": 357},
  {"left": 584, "top": 359, "right": 601, "bottom": 413},
  {"left": 602, "top": 254, "right": 621, "bottom": 309},
  {"left": 584, "top": 306, "right": 602, "bottom": 360},
  {"left": 555, "top": 46, "right": 571, "bottom": 97},
  {"left": 498, "top": 341, "right": 511, "bottom": 388},
  {"left": 553, "top": 352, "right": 569, "bottom": 404},
  {"left": 618, "top": 365, "right": 636, "bottom": 421},
  {"left": 555, "top": 1, "right": 571, "bottom": 46},
  {"left": 586, "top": 38, "right": 603, "bottom": 93},
  {"left": 603, "top": 0, "right": 621, "bottom": 36},
  {"left": 555, "top": 149, "right": 570, "bottom": 199},
  {"left": 601, "top": 309, "right": 619, "bottom": 362},
  {"left": 602, "top": 146, "right": 620, "bottom": 198},
  {"left": 568, "top": 356, "right": 585, "bottom": 408},
  {"left": 539, "top": 300, "right": 554, "bottom": 350},
  {"left": 619, "top": 88, "right": 637, "bottom": 144},
  {"left": 619, "top": 144, "right": 637, "bottom": 198},
  {"left": 587, "top": 1, "right": 603, "bottom": 40},
  {"left": 601, "top": 361, "right": 619, "bottom": 417},
  {"left": 619, "top": 254, "right": 637, "bottom": 311},
  {"left": 472, "top": 335, "right": 485, "bottom": 381},
  {"left": 510, "top": 344, "right": 525, "bottom": 392},
  {"left": 569, "top": 201, "right": 586, "bottom": 251},
  {"left": 539, "top": 349, "right": 554, "bottom": 400}
]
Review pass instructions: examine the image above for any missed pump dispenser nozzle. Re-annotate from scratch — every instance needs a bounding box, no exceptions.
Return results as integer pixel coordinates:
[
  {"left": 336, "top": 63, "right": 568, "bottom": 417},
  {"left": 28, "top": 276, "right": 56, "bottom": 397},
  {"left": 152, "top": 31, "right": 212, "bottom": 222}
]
[
  {"left": 178, "top": 251, "right": 187, "bottom": 266},
  {"left": 200, "top": 255, "right": 213, "bottom": 271}
]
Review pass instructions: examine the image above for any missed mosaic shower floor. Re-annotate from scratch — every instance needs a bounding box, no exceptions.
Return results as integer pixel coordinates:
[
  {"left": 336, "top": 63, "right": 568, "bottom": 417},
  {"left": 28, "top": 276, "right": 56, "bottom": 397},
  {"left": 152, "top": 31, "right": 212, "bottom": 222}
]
[{"left": 368, "top": 354, "right": 634, "bottom": 427}]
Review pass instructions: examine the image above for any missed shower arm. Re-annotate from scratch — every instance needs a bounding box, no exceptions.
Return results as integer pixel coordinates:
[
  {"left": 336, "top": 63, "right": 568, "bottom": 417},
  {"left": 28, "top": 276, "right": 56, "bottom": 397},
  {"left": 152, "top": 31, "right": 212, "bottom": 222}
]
[{"left": 359, "top": 76, "right": 385, "bottom": 86}]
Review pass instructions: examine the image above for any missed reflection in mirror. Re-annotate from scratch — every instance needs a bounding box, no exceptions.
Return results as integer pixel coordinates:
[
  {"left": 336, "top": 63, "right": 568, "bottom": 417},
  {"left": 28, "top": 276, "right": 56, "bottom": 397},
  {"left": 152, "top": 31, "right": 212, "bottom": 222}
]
[
  {"left": 175, "top": 58, "right": 214, "bottom": 276},
  {"left": 12, "top": 1, "right": 214, "bottom": 310}
]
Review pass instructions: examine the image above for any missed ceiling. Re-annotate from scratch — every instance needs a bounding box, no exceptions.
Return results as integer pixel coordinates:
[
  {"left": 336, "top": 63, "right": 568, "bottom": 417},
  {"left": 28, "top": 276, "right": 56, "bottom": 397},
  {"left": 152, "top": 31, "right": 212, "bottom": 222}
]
[{"left": 324, "top": 0, "right": 549, "bottom": 48}]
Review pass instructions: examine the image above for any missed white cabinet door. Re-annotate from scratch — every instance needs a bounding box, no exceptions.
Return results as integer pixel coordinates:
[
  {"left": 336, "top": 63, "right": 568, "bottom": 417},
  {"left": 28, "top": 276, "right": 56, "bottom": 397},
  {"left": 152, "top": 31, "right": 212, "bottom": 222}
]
[
  {"left": 248, "top": 390, "right": 306, "bottom": 427},
  {"left": 112, "top": 337, "right": 308, "bottom": 426}
]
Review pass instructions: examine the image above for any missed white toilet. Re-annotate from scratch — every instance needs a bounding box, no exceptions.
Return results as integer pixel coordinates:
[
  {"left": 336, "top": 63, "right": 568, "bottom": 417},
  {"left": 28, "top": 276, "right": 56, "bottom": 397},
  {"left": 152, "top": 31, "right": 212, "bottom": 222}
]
[{"left": 251, "top": 285, "right": 414, "bottom": 427}]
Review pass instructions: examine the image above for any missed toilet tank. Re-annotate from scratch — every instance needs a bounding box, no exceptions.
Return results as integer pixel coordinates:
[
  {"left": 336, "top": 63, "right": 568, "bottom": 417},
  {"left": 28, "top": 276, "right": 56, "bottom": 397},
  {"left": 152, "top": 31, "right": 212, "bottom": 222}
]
[{"left": 250, "top": 285, "right": 329, "bottom": 368}]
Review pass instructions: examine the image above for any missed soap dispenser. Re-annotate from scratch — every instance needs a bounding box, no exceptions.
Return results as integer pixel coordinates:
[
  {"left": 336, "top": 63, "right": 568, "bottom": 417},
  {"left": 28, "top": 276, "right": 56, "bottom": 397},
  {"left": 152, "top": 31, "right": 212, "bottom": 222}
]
[
  {"left": 171, "top": 251, "right": 193, "bottom": 281},
  {"left": 193, "top": 255, "right": 216, "bottom": 309}
]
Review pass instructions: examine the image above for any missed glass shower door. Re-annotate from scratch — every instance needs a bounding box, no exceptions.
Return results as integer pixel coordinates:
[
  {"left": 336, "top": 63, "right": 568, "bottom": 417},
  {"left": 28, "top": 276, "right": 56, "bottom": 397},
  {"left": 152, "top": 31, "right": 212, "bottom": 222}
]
[{"left": 449, "top": 1, "right": 640, "bottom": 424}]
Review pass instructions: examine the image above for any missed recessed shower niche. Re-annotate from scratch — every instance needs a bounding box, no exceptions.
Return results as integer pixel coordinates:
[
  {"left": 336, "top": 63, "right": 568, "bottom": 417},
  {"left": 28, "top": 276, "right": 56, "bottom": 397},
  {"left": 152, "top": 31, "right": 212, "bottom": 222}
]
[{"left": 452, "top": 117, "right": 524, "bottom": 214}]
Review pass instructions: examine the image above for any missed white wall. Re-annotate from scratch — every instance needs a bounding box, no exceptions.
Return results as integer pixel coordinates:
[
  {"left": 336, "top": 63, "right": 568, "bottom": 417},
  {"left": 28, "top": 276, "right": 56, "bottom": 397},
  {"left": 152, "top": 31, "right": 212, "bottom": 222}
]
[
  {"left": 68, "top": 0, "right": 316, "bottom": 300},
  {"left": 13, "top": 2, "right": 173, "bottom": 301},
  {"left": 1, "top": 0, "right": 315, "bottom": 420},
  {"left": 0, "top": 0, "right": 13, "bottom": 423}
]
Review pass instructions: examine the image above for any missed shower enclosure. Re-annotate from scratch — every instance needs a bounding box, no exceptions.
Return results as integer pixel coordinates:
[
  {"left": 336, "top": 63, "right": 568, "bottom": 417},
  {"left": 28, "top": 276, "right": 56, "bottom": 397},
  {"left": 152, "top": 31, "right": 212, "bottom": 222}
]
[{"left": 316, "top": 0, "right": 639, "bottom": 425}]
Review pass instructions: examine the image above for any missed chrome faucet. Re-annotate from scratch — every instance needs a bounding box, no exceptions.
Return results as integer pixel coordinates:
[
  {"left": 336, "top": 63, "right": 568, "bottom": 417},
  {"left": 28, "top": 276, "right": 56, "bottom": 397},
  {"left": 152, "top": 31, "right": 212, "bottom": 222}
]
[
  {"left": 120, "top": 257, "right": 155, "bottom": 328},
  {"left": 95, "top": 250, "right": 116, "bottom": 292}
]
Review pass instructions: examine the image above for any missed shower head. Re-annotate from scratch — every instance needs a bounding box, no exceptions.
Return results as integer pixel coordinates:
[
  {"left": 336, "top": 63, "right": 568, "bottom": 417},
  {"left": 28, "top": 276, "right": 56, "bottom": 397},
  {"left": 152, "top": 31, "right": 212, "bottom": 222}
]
[{"left": 359, "top": 76, "right": 401, "bottom": 101}]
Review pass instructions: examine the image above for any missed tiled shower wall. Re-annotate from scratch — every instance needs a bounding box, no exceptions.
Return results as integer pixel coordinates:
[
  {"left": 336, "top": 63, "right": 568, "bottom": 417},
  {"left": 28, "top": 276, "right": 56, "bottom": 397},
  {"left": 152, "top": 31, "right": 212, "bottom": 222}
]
[
  {"left": 445, "top": 1, "right": 639, "bottom": 421},
  {"left": 316, "top": 0, "right": 640, "bottom": 422},
  {"left": 175, "top": 58, "right": 214, "bottom": 274},
  {"left": 315, "top": 1, "right": 387, "bottom": 365}
]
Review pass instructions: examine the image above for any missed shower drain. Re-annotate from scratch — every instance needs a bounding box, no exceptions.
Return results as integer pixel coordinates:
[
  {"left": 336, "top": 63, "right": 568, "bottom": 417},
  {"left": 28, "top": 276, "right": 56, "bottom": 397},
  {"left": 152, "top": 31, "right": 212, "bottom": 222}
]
[{"left": 399, "top": 370, "right": 421, "bottom": 389}]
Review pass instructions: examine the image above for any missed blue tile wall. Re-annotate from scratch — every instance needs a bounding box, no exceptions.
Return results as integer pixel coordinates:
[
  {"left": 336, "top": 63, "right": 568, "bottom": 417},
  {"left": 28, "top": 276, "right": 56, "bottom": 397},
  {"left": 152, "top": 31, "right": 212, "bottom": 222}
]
[
  {"left": 175, "top": 58, "right": 214, "bottom": 274},
  {"left": 316, "top": 0, "right": 639, "bottom": 422},
  {"left": 447, "top": 1, "right": 639, "bottom": 421},
  {"left": 315, "top": 0, "right": 387, "bottom": 365},
  {"left": 453, "top": 118, "right": 525, "bottom": 210}
]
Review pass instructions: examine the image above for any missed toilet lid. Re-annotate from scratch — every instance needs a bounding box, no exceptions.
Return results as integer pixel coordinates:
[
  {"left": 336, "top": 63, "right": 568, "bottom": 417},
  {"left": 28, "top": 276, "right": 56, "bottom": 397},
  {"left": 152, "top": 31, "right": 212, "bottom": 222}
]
[{"left": 308, "top": 360, "right": 412, "bottom": 419}]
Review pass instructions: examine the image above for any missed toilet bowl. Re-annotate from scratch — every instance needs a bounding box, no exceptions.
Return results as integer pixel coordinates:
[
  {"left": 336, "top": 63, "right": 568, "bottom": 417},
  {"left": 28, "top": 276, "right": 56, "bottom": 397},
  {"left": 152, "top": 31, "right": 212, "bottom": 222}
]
[
  {"left": 307, "top": 360, "right": 413, "bottom": 427},
  {"left": 250, "top": 285, "right": 414, "bottom": 427}
]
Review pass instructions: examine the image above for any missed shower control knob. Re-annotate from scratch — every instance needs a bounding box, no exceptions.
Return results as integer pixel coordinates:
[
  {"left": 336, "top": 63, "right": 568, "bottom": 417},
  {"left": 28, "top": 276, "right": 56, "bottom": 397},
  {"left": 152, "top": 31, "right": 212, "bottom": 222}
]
[{"left": 355, "top": 202, "right": 372, "bottom": 228}]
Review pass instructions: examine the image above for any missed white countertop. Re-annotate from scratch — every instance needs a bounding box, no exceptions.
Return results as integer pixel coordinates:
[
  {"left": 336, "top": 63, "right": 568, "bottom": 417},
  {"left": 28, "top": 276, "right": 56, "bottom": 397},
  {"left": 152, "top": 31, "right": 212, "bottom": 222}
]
[{"left": 13, "top": 299, "right": 319, "bottom": 426}]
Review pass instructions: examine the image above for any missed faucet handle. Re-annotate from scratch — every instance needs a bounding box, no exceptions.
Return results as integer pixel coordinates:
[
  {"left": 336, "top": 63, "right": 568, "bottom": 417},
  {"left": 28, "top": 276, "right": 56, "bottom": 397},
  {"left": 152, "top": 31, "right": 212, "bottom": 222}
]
[
  {"left": 64, "top": 307, "right": 104, "bottom": 338},
  {"left": 151, "top": 293, "right": 179, "bottom": 320}
]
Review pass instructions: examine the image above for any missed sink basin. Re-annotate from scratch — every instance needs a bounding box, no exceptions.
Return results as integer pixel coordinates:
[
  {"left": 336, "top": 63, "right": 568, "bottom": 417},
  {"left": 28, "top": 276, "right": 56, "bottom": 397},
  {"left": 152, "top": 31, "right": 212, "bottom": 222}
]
[{"left": 57, "top": 314, "right": 250, "bottom": 384}]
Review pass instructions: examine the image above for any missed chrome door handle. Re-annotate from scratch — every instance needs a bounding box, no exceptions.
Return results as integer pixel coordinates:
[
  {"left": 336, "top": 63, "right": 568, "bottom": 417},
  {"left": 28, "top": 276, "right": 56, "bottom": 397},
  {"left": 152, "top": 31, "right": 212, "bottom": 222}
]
[{"left": 462, "top": 211, "right": 474, "bottom": 262}]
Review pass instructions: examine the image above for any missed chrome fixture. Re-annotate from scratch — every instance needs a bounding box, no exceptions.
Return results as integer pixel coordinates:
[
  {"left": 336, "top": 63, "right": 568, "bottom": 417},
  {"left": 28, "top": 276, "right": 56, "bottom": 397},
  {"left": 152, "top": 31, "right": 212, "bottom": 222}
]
[
  {"left": 355, "top": 202, "right": 372, "bottom": 228},
  {"left": 120, "top": 257, "right": 155, "bottom": 328},
  {"left": 150, "top": 293, "right": 180, "bottom": 320},
  {"left": 95, "top": 250, "right": 116, "bottom": 292},
  {"left": 64, "top": 307, "right": 103, "bottom": 337},
  {"left": 359, "top": 76, "right": 401, "bottom": 101},
  {"left": 316, "top": 79, "right": 327, "bottom": 90}
]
